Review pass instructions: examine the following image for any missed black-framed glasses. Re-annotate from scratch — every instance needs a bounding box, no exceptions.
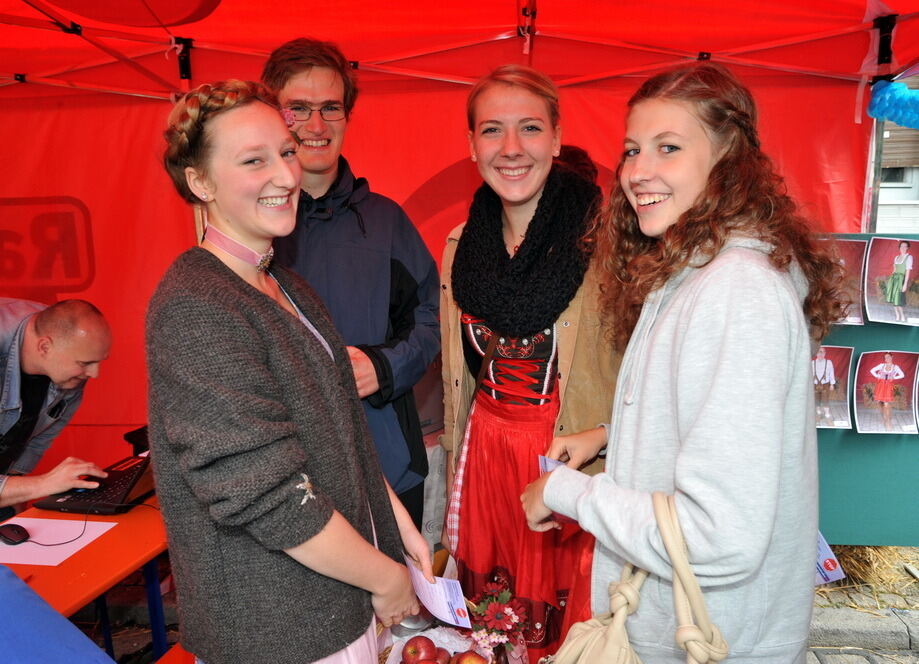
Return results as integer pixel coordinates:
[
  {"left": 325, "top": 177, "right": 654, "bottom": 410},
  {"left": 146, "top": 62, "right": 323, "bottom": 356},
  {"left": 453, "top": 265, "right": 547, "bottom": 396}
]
[{"left": 283, "top": 103, "right": 346, "bottom": 122}]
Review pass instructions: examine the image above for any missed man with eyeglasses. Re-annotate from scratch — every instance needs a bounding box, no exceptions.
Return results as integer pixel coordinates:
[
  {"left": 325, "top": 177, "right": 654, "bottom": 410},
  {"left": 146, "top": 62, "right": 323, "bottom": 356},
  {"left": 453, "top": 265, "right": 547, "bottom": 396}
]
[{"left": 262, "top": 38, "right": 440, "bottom": 530}]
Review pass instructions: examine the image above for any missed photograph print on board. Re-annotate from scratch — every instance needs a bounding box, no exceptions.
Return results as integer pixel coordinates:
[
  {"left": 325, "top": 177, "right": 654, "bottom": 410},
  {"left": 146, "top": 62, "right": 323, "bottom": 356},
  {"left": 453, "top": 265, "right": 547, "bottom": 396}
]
[
  {"left": 864, "top": 237, "right": 917, "bottom": 326},
  {"left": 813, "top": 346, "right": 853, "bottom": 429},
  {"left": 854, "top": 350, "right": 919, "bottom": 435},
  {"left": 826, "top": 238, "right": 867, "bottom": 325}
]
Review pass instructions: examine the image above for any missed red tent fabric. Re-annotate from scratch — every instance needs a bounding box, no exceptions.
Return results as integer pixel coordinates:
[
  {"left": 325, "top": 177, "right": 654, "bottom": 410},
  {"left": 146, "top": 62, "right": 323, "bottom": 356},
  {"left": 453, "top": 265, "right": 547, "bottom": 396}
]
[{"left": 0, "top": 0, "right": 917, "bottom": 468}]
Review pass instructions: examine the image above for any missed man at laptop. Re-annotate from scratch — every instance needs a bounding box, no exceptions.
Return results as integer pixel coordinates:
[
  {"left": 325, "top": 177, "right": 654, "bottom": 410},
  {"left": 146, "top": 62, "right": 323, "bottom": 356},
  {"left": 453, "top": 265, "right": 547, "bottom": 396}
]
[{"left": 0, "top": 298, "right": 111, "bottom": 516}]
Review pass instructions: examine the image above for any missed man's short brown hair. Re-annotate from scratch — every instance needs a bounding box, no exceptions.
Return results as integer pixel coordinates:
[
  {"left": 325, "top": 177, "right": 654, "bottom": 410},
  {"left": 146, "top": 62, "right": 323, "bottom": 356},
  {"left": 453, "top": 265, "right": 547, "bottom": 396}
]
[{"left": 261, "top": 38, "right": 358, "bottom": 116}]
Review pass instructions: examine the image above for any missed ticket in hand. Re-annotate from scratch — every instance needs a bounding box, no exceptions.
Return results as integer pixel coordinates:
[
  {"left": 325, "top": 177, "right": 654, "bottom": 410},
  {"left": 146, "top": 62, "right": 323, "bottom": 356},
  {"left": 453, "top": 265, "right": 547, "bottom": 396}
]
[
  {"left": 536, "top": 455, "right": 575, "bottom": 524},
  {"left": 538, "top": 455, "right": 565, "bottom": 475}
]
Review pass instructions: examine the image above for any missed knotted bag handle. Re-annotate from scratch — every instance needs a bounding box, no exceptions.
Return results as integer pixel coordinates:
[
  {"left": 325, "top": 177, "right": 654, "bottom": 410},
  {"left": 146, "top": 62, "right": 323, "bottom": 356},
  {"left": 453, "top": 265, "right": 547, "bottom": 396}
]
[{"left": 651, "top": 492, "right": 729, "bottom": 663}]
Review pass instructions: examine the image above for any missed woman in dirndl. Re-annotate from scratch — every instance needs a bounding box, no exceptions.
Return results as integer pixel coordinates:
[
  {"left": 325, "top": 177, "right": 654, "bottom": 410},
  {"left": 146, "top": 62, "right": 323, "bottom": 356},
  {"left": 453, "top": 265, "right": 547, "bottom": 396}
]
[
  {"left": 438, "top": 64, "right": 619, "bottom": 662},
  {"left": 870, "top": 352, "right": 905, "bottom": 431},
  {"left": 883, "top": 240, "right": 913, "bottom": 322}
]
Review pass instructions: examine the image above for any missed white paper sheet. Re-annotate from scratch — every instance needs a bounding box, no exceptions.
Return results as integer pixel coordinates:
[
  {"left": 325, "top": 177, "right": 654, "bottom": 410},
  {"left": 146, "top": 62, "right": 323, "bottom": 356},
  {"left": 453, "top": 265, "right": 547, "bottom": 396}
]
[
  {"left": 404, "top": 554, "right": 472, "bottom": 628},
  {"left": 0, "top": 517, "right": 117, "bottom": 566}
]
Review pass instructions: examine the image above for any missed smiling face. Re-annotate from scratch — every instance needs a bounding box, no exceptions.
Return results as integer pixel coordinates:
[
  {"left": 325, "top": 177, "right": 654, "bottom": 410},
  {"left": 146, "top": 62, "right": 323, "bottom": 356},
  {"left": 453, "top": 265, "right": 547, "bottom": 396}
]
[
  {"left": 277, "top": 66, "right": 347, "bottom": 194},
  {"left": 900, "top": 241, "right": 910, "bottom": 254},
  {"left": 188, "top": 102, "right": 300, "bottom": 249},
  {"left": 619, "top": 98, "right": 720, "bottom": 238},
  {"left": 468, "top": 83, "right": 560, "bottom": 221}
]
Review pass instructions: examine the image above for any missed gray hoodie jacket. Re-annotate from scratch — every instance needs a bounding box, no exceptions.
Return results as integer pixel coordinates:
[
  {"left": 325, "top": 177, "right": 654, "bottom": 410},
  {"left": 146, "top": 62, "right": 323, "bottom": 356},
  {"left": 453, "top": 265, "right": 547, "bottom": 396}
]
[{"left": 545, "top": 237, "right": 817, "bottom": 662}]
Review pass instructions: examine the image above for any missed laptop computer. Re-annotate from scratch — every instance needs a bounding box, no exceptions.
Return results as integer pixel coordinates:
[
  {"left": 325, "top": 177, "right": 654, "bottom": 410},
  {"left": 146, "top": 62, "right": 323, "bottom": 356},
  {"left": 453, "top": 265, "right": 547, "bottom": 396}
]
[{"left": 33, "top": 455, "right": 155, "bottom": 515}]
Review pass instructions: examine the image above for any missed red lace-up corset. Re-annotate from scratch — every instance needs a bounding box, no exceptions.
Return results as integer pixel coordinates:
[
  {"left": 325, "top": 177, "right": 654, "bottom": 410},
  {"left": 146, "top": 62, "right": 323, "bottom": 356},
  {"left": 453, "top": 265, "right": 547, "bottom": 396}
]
[{"left": 460, "top": 313, "right": 558, "bottom": 405}]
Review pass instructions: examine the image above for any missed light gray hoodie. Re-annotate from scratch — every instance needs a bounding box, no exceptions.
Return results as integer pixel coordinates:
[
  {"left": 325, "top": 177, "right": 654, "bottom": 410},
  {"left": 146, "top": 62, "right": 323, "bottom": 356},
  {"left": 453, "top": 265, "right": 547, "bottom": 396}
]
[{"left": 545, "top": 237, "right": 817, "bottom": 662}]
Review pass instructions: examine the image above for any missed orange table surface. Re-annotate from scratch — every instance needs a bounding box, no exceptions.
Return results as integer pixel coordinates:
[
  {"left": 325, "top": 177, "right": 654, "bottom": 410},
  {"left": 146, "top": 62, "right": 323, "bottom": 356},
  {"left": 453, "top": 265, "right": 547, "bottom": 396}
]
[{"left": 5, "top": 497, "right": 167, "bottom": 616}]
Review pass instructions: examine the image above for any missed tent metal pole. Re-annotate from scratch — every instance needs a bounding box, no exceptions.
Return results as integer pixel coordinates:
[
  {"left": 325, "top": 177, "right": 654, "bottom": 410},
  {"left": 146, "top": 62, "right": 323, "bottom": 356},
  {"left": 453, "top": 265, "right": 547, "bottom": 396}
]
[
  {"left": 710, "top": 54, "right": 861, "bottom": 81},
  {"left": 720, "top": 12, "right": 917, "bottom": 56},
  {"left": 357, "top": 63, "right": 477, "bottom": 85},
  {"left": 178, "top": 31, "right": 516, "bottom": 63},
  {"left": 366, "top": 32, "right": 517, "bottom": 65},
  {"left": 0, "top": 73, "right": 170, "bottom": 100},
  {"left": 30, "top": 46, "right": 166, "bottom": 80},
  {"left": 539, "top": 31, "right": 697, "bottom": 58},
  {"left": 20, "top": 0, "right": 177, "bottom": 93},
  {"left": 517, "top": 0, "right": 537, "bottom": 60},
  {"left": 864, "top": 120, "right": 884, "bottom": 233},
  {"left": 0, "top": 11, "right": 170, "bottom": 45},
  {"left": 186, "top": 42, "right": 269, "bottom": 57},
  {"left": 555, "top": 59, "right": 693, "bottom": 87},
  {"left": 555, "top": 52, "right": 861, "bottom": 87}
]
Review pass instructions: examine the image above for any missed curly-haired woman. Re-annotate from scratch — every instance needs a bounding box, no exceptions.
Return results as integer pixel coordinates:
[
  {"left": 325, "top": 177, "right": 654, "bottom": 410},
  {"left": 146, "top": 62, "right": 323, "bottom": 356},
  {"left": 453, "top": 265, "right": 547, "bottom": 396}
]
[
  {"left": 147, "top": 80, "right": 430, "bottom": 664},
  {"left": 522, "top": 64, "right": 847, "bottom": 662},
  {"left": 440, "top": 65, "right": 620, "bottom": 661}
]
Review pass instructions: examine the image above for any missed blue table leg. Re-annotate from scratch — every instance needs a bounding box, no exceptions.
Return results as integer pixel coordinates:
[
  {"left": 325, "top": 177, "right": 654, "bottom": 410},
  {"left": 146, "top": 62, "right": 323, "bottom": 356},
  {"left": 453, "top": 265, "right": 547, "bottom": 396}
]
[
  {"left": 142, "top": 558, "right": 168, "bottom": 659},
  {"left": 94, "top": 594, "right": 115, "bottom": 658}
]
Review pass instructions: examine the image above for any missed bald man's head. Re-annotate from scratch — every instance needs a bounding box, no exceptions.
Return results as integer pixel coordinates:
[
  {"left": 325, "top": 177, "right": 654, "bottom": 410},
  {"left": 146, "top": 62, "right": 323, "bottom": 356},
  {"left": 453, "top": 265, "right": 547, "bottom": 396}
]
[{"left": 25, "top": 300, "right": 111, "bottom": 389}]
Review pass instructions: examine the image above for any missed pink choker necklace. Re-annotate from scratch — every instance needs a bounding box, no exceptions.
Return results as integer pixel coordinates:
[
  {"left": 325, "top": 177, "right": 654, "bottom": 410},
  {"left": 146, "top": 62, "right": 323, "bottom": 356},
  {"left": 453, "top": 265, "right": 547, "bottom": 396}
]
[{"left": 204, "top": 224, "right": 274, "bottom": 271}]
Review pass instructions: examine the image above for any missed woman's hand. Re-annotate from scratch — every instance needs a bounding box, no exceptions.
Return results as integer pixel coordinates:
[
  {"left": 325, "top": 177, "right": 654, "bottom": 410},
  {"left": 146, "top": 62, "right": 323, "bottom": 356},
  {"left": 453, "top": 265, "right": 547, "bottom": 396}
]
[
  {"left": 401, "top": 521, "right": 435, "bottom": 583},
  {"left": 521, "top": 473, "right": 559, "bottom": 532},
  {"left": 371, "top": 564, "right": 420, "bottom": 627},
  {"left": 385, "top": 479, "right": 435, "bottom": 583},
  {"left": 546, "top": 426, "right": 608, "bottom": 469}
]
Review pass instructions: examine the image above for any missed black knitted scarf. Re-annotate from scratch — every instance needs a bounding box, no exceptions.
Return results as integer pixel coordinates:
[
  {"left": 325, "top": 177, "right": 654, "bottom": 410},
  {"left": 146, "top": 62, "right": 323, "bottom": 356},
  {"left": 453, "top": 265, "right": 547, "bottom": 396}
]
[{"left": 452, "top": 166, "right": 600, "bottom": 338}]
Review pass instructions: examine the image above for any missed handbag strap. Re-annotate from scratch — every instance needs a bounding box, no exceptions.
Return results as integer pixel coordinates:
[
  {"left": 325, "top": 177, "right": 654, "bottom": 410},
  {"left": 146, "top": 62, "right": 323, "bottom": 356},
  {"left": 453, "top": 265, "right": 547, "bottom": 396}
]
[
  {"left": 652, "top": 492, "right": 729, "bottom": 663},
  {"left": 607, "top": 564, "right": 648, "bottom": 616}
]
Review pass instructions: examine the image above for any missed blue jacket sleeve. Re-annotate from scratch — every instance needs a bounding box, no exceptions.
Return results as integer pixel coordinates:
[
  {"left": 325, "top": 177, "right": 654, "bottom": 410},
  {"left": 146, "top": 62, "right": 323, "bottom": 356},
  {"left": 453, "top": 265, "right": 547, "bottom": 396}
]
[{"left": 362, "top": 208, "right": 440, "bottom": 406}]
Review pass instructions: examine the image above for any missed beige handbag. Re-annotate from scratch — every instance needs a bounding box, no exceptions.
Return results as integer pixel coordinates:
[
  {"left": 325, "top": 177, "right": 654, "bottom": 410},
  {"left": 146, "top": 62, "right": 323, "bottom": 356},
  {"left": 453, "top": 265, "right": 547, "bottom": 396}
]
[{"left": 547, "top": 493, "right": 729, "bottom": 664}]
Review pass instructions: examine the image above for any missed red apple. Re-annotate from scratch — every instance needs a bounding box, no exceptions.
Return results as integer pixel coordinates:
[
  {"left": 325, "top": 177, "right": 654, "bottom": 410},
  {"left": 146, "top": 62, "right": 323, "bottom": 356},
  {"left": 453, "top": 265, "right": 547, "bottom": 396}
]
[
  {"left": 402, "top": 635, "right": 437, "bottom": 664},
  {"left": 450, "top": 651, "right": 487, "bottom": 664},
  {"left": 434, "top": 647, "right": 451, "bottom": 664}
]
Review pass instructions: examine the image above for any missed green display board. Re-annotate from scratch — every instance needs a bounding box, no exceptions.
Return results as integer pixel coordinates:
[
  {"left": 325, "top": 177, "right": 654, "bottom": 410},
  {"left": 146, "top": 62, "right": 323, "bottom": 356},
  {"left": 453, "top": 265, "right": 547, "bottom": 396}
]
[{"left": 817, "top": 233, "right": 919, "bottom": 546}]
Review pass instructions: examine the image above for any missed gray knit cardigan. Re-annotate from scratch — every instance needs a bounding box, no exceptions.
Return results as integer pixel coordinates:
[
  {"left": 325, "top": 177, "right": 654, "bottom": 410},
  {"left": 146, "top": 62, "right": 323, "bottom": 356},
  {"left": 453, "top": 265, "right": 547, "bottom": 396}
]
[{"left": 146, "top": 248, "right": 403, "bottom": 664}]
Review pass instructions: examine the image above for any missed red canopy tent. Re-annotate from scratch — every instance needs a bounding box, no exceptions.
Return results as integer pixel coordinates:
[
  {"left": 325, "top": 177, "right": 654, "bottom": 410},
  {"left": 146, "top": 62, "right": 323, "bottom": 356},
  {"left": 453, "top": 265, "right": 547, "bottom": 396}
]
[{"left": 0, "top": 0, "right": 917, "bottom": 468}]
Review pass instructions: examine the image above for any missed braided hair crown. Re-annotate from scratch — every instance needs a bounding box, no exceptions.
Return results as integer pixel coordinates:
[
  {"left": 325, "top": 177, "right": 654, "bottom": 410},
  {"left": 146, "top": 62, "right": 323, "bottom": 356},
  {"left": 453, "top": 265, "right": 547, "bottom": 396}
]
[{"left": 163, "top": 80, "right": 278, "bottom": 203}]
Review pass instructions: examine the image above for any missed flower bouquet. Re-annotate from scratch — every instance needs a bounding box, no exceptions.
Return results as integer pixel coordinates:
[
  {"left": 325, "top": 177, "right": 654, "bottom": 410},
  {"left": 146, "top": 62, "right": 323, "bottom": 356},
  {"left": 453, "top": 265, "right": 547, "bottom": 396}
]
[{"left": 466, "top": 580, "right": 529, "bottom": 664}]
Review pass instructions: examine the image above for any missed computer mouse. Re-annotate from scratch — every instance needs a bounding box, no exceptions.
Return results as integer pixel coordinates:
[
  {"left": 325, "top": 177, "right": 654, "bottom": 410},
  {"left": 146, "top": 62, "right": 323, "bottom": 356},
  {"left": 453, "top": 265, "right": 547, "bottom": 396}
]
[{"left": 0, "top": 523, "right": 30, "bottom": 545}]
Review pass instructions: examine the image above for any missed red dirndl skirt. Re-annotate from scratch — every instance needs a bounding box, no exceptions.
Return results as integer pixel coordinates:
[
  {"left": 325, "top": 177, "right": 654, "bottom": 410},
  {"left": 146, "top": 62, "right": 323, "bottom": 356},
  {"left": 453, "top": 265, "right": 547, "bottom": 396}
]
[
  {"left": 454, "top": 388, "right": 594, "bottom": 662},
  {"left": 875, "top": 378, "right": 895, "bottom": 403}
]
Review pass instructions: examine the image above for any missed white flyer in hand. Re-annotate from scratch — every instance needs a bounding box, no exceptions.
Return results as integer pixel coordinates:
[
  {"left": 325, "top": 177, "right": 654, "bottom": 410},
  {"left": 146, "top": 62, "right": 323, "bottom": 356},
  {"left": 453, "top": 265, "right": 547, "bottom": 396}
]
[
  {"left": 404, "top": 554, "right": 472, "bottom": 629},
  {"left": 815, "top": 530, "right": 845, "bottom": 585}
]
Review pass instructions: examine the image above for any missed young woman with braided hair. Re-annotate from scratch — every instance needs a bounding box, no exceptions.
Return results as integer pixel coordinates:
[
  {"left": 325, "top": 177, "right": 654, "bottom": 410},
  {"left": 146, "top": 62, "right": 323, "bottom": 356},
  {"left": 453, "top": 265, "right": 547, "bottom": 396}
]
[
  {"left": 148, "top": 80, "right": 431, "bottom": 664},
  {"left": 522, "top": 63, "right": 847, "bottom": 662},
  {"left": 440, "top": 65, "right": 620, "bottom": 661}
]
